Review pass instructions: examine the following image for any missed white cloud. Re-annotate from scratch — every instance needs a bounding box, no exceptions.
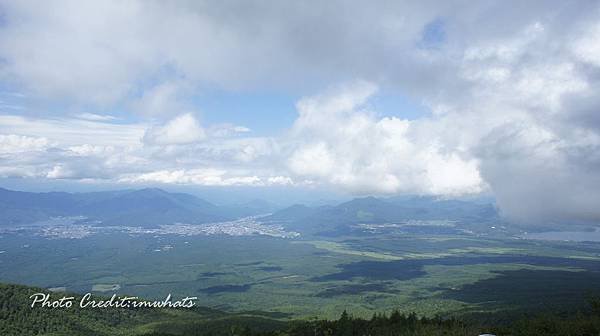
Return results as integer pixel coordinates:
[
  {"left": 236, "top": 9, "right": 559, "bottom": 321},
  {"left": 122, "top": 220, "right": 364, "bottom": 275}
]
[
  {"left": 267, "top": 176, "right": 294, "bottom": 186},
  {"left": 0, "top": 115, "right": 146, "bottom": 147},
  {"left": 286, "top": 82, "right": 484, "bottom": 195},
  {"left": 288, "top": 142, "right": 336, "bottom": 178},
  {"left": 208, "top": 124, "right": 252, "bottom": 138},
  {"left": 0, "top": 134, "right": 50, "bottom": 154},
  {"left": 119, "top": 169, "right": 296, "bottom": 187},
  {"left": 143, "top": 113, "right": 205, "bottom": 145},
  {"left": 131, "top": 81, "right": 188, "bottom": 117},
  {"left": 46, "top": 165, "right": 73, "bottom": 179},
  {"left": 0, "top": 112, "right": 274, "bottom": 185},
  {"left": 119, "top": 169, "right": 262, "bottom": 187},
  {"left": 66, "top": 144, "right": 115, "bottom": 157},
  {"left": 571, "top": 21, "right": 600, "bottom": 67},
  {"left": 75, "top": 113, "right": 118, "bottom": 122},
  {"left": 0, "top": 1, "right": 161, "bottom": 104}
]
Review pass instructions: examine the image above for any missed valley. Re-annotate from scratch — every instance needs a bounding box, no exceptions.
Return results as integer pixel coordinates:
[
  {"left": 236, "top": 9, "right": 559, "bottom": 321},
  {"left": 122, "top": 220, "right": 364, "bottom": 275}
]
[
  {"left": 2, "top": 188, "right": 600, "bottom": 321},
  {"left": 2, "top": 223, "right": 600, "bottom": 320}
]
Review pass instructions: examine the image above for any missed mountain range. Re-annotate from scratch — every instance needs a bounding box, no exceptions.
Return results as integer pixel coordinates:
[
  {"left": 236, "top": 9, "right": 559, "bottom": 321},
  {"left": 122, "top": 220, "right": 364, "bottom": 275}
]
[{"left": 0, "top": 187, "right": 499, "bottom": 232}]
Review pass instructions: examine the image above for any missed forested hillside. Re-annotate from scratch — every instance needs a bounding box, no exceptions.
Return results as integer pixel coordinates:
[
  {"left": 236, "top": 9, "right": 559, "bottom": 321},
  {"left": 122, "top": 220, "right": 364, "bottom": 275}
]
[{"left": 2, "top": 283, "right": 600, "bottom": 336}]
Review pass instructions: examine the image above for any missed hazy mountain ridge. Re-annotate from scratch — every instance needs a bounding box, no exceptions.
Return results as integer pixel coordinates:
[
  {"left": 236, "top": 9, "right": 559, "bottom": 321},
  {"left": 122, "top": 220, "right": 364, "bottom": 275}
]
[
  {"left": 0, "top": 187, "right": 499, "bottom": 232},
  {"left": 0, "top": 187, "right": 235, "bottom": 227},
  {"left": 265, "top": 195, "right": 501, "bottom": 235}
]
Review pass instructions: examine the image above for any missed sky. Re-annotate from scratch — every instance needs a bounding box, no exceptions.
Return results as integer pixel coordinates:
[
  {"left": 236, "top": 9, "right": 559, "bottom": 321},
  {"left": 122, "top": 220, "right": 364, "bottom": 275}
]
[{"left": 0, "top": 1, "right": 599, "bottom": 224}]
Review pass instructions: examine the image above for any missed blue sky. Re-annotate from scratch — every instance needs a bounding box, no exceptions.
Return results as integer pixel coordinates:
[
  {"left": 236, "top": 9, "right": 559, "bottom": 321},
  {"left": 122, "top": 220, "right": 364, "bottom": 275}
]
[
  {"left": 194, "top": 90, "right": 428, "bottom": 136},
  {"left": 192, "top": 90, "right": 299, "bottom": 136},
  {"left": 0, "top": 1, "right": 600, "bottom": 223}
]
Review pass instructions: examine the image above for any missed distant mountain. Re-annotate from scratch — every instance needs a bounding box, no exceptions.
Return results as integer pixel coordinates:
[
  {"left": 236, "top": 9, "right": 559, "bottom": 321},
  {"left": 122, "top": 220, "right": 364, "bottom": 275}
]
[
  {"left": 218, "top": 199, "right": 281, "bottom": 218},
  {"left": 264, "top": 197, "right": 392, "bottom": 234},
  {"left": 265, "top": 195, "right": 499, "bottom": 235},
  {"left": 266, "top": 204, "right": 321, "bottom": 220},
  {"left": 0, "top": 188, "right": 80, "bottom": 225},
  {"left": 0, "top": 187, "right": 232, "bottom": 227}
]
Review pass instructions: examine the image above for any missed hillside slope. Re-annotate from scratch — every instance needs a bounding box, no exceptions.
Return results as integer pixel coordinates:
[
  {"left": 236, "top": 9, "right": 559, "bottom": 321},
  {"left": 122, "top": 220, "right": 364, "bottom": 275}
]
[{"left": 0, "top": 283, "right": 285, "bottom": 336}]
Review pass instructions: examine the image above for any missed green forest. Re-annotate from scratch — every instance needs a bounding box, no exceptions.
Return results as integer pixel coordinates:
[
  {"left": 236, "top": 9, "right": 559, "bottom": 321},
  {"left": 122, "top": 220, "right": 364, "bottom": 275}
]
[{"left": 3, "top": 283, "right": 600, "bottom": 336}]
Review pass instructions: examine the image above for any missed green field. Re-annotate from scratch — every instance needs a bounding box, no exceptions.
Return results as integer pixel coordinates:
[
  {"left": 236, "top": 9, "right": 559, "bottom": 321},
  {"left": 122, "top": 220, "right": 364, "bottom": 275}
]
[{"left": 1, "top": 229, "right": 600, "bottom": 319}]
